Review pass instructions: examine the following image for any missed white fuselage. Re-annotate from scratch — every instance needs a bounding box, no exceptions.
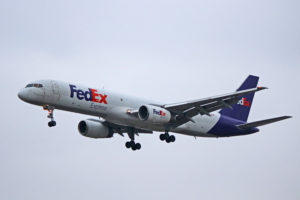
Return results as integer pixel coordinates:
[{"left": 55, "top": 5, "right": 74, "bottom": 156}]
[{"left": 18, "top": 80, "right": 220, "bottom": 137}]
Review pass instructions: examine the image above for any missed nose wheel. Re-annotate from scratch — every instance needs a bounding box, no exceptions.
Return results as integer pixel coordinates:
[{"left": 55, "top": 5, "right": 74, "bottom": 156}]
[
  {"left": 48, "top": 121, "right": 56, "bottom": 127},
  {"left": 160, "top": 132, "right": 176, "bottom": 143},
  {"left": 44, "top": 105, "right": 56, "bottom": 127}
]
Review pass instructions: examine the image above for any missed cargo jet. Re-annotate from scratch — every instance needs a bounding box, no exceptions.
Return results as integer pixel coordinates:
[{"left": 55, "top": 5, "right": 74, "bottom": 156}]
[{"left": 18, "top": 75, "right": 291, "bottom": 151}]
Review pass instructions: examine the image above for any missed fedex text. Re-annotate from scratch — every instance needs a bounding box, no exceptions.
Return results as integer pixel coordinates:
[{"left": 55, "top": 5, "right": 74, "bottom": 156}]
[
  {"left": 153, "top": 109, "right": 166, "bottom": 117},
  {"left": 69, "top": 85, "right": 107, "bottom": 104},
  {"left": 238, "top": 97, "right": 250, "bottom": 107}
]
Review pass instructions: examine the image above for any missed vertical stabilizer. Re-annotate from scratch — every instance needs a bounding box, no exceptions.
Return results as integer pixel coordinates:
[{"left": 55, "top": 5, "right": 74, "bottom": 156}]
[{"left": 220, "top": 75, "right": 259, "bottom": 122}]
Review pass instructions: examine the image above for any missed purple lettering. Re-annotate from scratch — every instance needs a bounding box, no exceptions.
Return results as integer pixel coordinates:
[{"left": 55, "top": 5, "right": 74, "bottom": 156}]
[
  {"left": 77, "top": 90, "right": 85, "bottom": 100},
  {"left": 69, "top": 85, "right": 108, "bottom": 104},
  {"left": 85, "top": 90, "right": 93, "bottom": 101},
  {"left": 69, "top": 85, "right": 77, "bottom": 98}
]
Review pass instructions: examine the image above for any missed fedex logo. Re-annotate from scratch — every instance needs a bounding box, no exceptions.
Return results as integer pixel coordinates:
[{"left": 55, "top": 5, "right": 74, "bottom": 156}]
[
  {"left": 237, "top": 97, "right": 250, "bottom": 107},
  {"left": 153, "top": 109, "right": 166, "bottom": 117},
  {"left": 69, "top": 85, "right": 108, "bottom": 104}
]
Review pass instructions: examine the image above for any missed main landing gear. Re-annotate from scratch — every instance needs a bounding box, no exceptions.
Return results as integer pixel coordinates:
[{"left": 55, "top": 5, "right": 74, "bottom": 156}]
[
  {"left": 125, "top": 128, "right": 141, "bottom": 151},
  {"left": 44, "top": 105, "right": 56, "bottom": 127},
  {"left": 160, "top": 132, "right": 176, "bottom": 143},
  {"left": 125, "top": 141, "right": 141, "bottom": 151}
]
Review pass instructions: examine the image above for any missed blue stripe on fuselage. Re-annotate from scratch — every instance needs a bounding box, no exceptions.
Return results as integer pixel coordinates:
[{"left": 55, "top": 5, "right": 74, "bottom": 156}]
[{"left": 208, "top": 114, "right": 259, "bottom": 137}]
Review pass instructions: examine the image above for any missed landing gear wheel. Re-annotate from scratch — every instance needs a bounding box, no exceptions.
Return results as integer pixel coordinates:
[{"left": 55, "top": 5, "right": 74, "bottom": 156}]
[
  {"left": 135, "top": 143, "right": 141, "bottom": 150},
  {"left": 160, "top": 134, "right": 166, "bottom": 141},
  {"left": 125, "top": 141, "right": 131, "bottom": 148},
  {"left": 48, "top": 122, "right": 53, "bottom": 127},
  {"left": 48, "top": 121, "right": 56, "bottom": 127},
  {"left": 169, "top": 135, "right": 176, "bottom": 142},
  {"left": 166, "top": 137, "right": 171, "bottom": 143},
  {"left": 131, "top": 145, "right": 137, "bottom": 151},
  {"left": 165, "top": 132, "right": 170, "bottom": 138},
  {"left": 129, "top": 141, "right": 135, "bottom": 147}
]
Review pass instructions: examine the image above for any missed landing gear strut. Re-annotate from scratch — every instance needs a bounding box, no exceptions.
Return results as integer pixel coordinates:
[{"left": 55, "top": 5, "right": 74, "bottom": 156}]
[
  {"left": 125, "top": 128, "right": 141, "bottom": 151},
  {"left": 44, "top": 105, "right": 56, "bottom": 127},
  {"left": 160, "top": 132, "right": 176, "bottom": 143}
]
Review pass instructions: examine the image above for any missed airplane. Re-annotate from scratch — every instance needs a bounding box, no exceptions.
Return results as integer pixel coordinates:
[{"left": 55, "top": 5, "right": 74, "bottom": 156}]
[{"left": 18, "top": 75, "right": 291, "bottom": 151}]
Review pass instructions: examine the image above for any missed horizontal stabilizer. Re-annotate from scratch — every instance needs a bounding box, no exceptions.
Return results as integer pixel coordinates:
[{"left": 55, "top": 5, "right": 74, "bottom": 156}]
[{"left": 237, "top": 116, "right": 292, "bottom": 129}]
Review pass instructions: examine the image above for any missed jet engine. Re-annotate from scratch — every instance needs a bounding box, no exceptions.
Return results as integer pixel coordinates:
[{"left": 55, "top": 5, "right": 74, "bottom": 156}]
[
  {"left": 78, "top": 119, "right": 113, "bottom": 138},
  {"left": 138, "top": 105, "right": 172, "bottom": 124}
]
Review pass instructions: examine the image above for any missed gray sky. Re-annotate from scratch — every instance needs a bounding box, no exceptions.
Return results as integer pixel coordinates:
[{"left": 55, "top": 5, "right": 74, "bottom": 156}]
[{"left": 0, "top": 0, "right": 299, "bottom": 199}]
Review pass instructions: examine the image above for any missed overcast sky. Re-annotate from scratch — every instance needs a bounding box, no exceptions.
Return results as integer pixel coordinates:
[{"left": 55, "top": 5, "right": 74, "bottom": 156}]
[{"left": 0, "top": 0, "right": 299, "bottom": 199}]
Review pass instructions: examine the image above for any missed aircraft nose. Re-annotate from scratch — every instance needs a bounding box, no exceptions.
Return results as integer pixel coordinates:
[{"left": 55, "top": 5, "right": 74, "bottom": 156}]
[{"left": 18, "top": 89, "right": 27, "bottom": 101}]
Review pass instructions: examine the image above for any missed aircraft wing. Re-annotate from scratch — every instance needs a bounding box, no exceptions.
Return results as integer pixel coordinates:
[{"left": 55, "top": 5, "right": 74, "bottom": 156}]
[{"left": 163, "top": 87, "right": 267, "bottom": 127}]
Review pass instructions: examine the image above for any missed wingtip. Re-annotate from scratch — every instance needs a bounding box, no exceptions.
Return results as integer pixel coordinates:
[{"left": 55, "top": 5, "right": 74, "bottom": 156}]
[{"left": 257, "top": 86, "right": 268, "bottom": 90}]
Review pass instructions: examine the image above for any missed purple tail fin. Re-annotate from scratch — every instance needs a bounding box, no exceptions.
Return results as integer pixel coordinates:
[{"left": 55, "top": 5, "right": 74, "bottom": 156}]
[{"left": 220, "top": 75, "right": 259, "bottom": 122}]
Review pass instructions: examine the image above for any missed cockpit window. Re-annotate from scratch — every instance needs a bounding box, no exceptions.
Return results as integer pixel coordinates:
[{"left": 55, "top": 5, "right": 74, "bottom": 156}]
[
  {"left": 26, "top": 83, "right": 43, "bottom": 88},
  {"left": 34, "top": 84, "right": 43, "bottom": 88}
]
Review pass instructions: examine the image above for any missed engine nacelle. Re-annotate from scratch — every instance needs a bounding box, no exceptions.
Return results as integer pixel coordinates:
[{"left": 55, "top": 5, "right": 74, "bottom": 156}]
[
  {"left": 78, "top": 119, "right": 113, "bottom": 139},
  {"left": 138, "top": 105, "right": 171, "bottom": 124}
]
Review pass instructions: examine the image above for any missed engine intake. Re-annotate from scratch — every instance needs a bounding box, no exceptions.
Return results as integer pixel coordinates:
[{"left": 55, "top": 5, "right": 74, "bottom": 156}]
[
  {"left": 78, "top": 119, "right": 113, "bottom": 138},
  {"left": 138, "top": 105, "right": 171, "bottom": 124}
]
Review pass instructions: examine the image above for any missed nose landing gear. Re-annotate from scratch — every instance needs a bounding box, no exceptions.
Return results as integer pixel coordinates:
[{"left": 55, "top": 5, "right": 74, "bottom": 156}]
[{"left": 44, "top": 105, "right": 56, "bottom": 127}]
